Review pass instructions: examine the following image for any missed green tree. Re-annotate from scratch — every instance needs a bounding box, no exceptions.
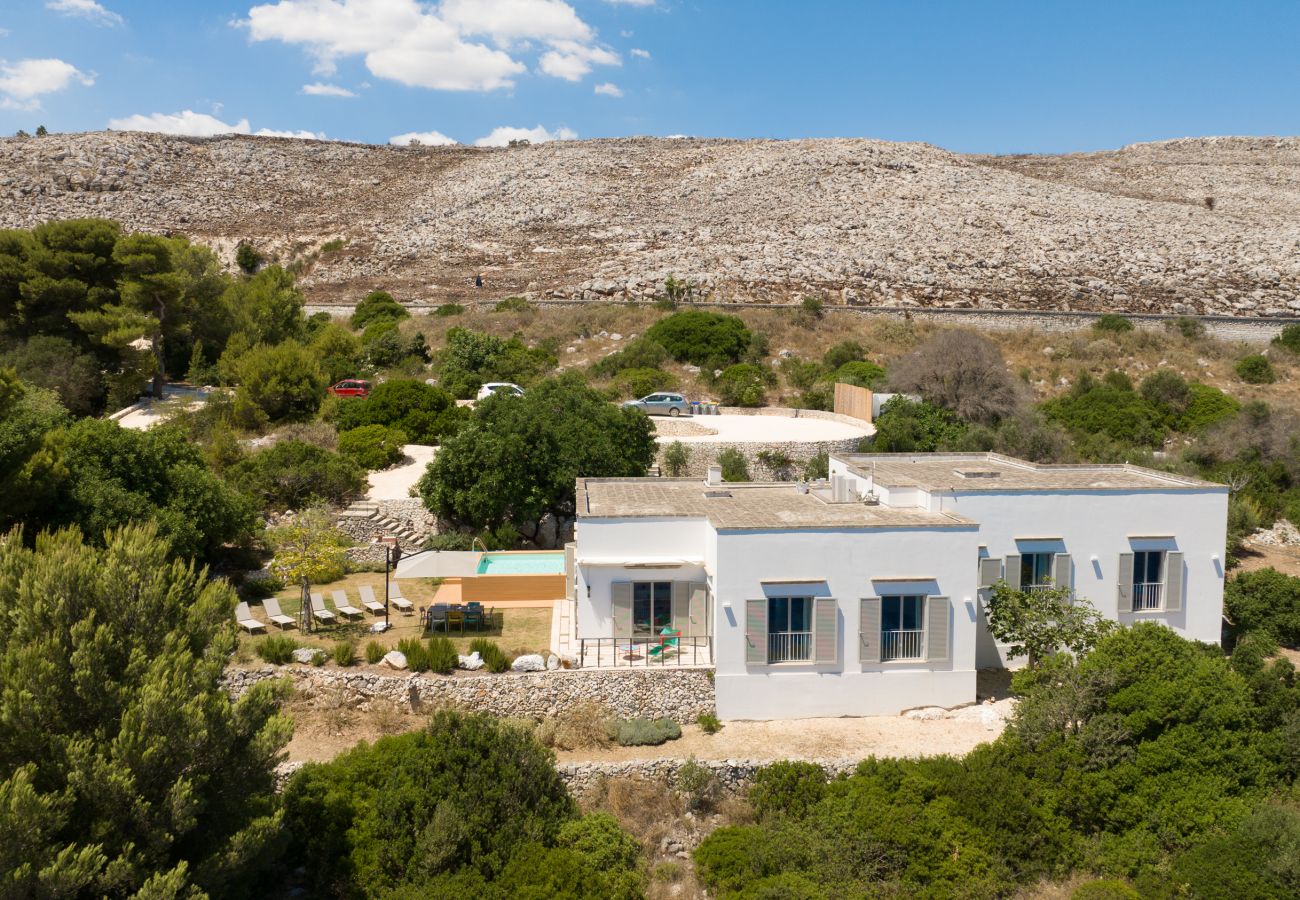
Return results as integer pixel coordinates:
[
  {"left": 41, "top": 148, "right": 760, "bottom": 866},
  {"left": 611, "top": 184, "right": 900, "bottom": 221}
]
[
  {"left": 715, "top": 363, "right": 767, "bottom": 407},
  {"left": 663, "top": 440, "right": 690, "bottom": 477},
  {"left": 230, "top": 440, "right": 365, "bottom": 511},
  {"left": 1043, "top": 372, "right": 1165, "bottom": 446},
  {"left": 267, "top": 506, "right": 349, "bottom": 631},
  {"left": 1225, "top": 568, "right": 1300, "bottom": 647},
  {"left": 419, "top": 375, "right": 655, "bottom": 544},
  {"left": 235, "top": 242, "right": 266, "bottom": 274},
  {"left": 612, "top": 366, "right": 676, "bottom": 399},
  {"left": 1273, "top": 324, "right": 1300, "bottom": 354},
  {"left": 866, "top": 396, "right": 968, "bottom": 452},
  {"left": 337, "top": 424, "right": 408, "bottom": 470},
  {"left": 834, "top": 360, "right": 886, "bottom": 389},
  {"left": 232, "top": 340, "right": 327, "bottom": 423},
  {"left": 717, "top": 447, "right": 751, "bottom": 482},
  {"left": 330, "top": 378, "right": 466, "bottom": 444},
  {"left": 349, "top": 289, "right": 409, "bottom": 330},
  {"left": 0, "top": 522, "right": 292, "bottom": 897},
  {"left": 983, "top": 580, "right": 1115, "bottom": 668},
  {"left": 309, "top": 322, "right": 363, "bottom": 384},
  {"left": 0, "top": 334, "right": 105, "bottom": 416},
  {"left": 0, "top": 372, "right": 70, "bottom": 531},
  {"left": 437, "top": 327, "right": 556, "bottom": 398},
  {"left": 223, "top": 265, "right": 306, "bottom": 347},
  {"left": 823, "top": 340, "right": 865, "bottom": 370},
  {"left": 6, "top": 219, "right": 121, "bottom": 338},
  {"left": 645, "top": 310, "right": 753, "bottom": 367},
  {"left": 1093, "top": 313, "right": 1134, "bottom": 334}
]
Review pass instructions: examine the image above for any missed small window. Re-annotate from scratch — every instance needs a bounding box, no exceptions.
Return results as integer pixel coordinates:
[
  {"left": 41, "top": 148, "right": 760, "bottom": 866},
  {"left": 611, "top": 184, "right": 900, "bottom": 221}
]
[
  {"left": 1132, "top": 551, "right": 1165, "bottom": 611},
  {"left": 881, "top": 595, "right": 925, "bottom": 661},
  {"left": 1020, "top": 553, "right": 1054, "bottom": 591},
  {"left": 633, "top": 582, "right": 671, "bottom": 635},
  {"left": 767, "top": 596, "right": 812, "bottom": 662}
]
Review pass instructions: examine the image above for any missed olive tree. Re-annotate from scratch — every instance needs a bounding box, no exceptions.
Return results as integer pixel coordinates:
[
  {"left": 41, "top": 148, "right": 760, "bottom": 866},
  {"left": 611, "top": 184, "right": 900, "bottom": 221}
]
[
  {"left": 983, "top": 580, "right": 1116, "bottom": 668},
  {"left": 267, "top": 506, "right": 349, "bottom": 631}
]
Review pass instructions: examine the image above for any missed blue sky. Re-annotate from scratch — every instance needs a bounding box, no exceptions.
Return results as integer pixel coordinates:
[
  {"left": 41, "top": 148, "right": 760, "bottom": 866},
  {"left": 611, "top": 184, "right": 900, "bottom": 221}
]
[{"left": 2, "top": 0, "right": 1298, "bottom": 152}]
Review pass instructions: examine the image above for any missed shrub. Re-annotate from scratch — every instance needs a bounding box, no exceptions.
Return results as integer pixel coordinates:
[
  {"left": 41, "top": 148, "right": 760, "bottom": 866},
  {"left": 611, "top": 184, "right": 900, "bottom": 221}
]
[
  {"left": 797, "top": 294, "right": 824, "bottom": 325},
  {"left": 756, "top": 449, "right": 795, "bottom": 480},
  {"left": 426, "top": 636, "right": 459, "bottom": 674},
  {"left": 1179, "top": 382, "right": 1240, "bottom": 432},
  {"left": 240, "top": 573, "right": 284, "bottom": 600},
  {"left": 887, "top": 330, "right": 1026, "bottom": 424},
  {"left": 1273, "top": 323, "right": 1300, "bottom": 354},
  {"left": 331, "top": 641, "right": 356, "bottom": 666},
  {"left": 540, "top": 700, "right": 613, "bottom": 750},
  {"left": 469, "top": 637, "right": 511, "bottom": 673},
  {"left": 1071, "top": 879, "right": 1141, "bottom": 900},
  {"left": 868, "top": 396, "right": 969, "bottom": 452},
  {"left": 435, "top": 302, "right": 464, "bottom": 317},
  {"left": 364, "top": 641, "right": 385, "bottom": 664},
  {"left": 715, "top": 363, "right": 767, "bottom": 406},
  {"left": 330, "top": 379, "right": 465, "bottom": 445},
  {"left": 350, "top": 290, "right": 409, "bottom": 330},
  {"left": 236, "top": 242, "right": 265, "bottom": 273},
  {"left": 717, "top": 447, "right": 750, "bottom": 482},
  {"left": 823, "top": 340, "right": 866, "bottom": 369},
  {"left": 802, "top": 450, "right": 829, "bottom": 480},
  {"left": 613, "top": 717, "right": 682, "bottom": 746},
  {"left": 494, "top": 296, "right": 530, "bottom": 312},
  {"left": 229, "top": 440, "right": 366, "bottom": 510},
  {"left": 592, "top": 336, "right": 670, "bottom": 376},
  {"left": 232, "top": 339, "right": 328, "bottom": 422},
  {"left": 1167, "top": 316, "right": 1207, "bottom": 340},
  {"left": 612, "top": 366, "right": 676, "bottom": 399},
  {"left": 437, "top": 327, "right": 556, "bottom": 397},
  {"left": 1225, "top": 568, "right": 1300, "bottom": 646},
  {"left": 678, "top": 757, "right": 721, "bottom": 811},
  {"left": 645, "top": 310, "right": 753, "bottom": 367},
  {"left": 663, "top": 440, "right": 690, "bottom": 477},
  {"left": 750, "top": 760, "right": 827, "bottom": 820},
  {"left": 1237, "top": 354, "right": 1276, "bottom": 384},
  {"left": 697, "top": 712, "right": 722, "bottom": 734},
  {"left": 1093, "top": 313, "right": 1134, "bottom": 334},
  {"left": 835, "top": 360, "right": 886, "bottom": 389},
  {"left": 1042, "top": 373, "right": 1165, "bottom": 447},
  {"left": 257, "top": 634, "right": 300, "bottom": 664},
  {"left": 1139, "top": 368, "right": 1191, "bottom": 416},
  {"left": 320, "top": 238, "right": 346, "bottom": 252},
  {"left": 337, "top": 424, "right": 408, "bottom": 470}
]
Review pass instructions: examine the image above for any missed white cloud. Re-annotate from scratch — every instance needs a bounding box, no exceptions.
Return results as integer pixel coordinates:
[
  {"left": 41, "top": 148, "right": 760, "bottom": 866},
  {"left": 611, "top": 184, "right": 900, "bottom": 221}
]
[
  {"left": 241, "top": 0, "right": 618, "bottom": 91},
  {"left": 301, "top": 81, "right": 355, "bottom": 97},
  {"left": 474, "top": 124, "right": 576, "bottom": 147},
  {"left": 255, "top": 127, "right": 326, "bottom": 139},
  {"left": 605, "top": 0, "right": 656, "bottom": 6},
  {"left": 0, "top": 58, "right": 94, "bottom": 110},
  {"left": 108, "top": 110, "right": 251, "bottom": 136},
  {"left": 594, "top": 82, "right": 622, "bottom": 97},
  {"left": 46, "top": 0, "right": 124, "bottom": 27},
  {"left": 630, "top": 47, "right": 651, "bottom": 59},
  {"left": 389, "top": 129, "right": 458, "bottom": 146}
]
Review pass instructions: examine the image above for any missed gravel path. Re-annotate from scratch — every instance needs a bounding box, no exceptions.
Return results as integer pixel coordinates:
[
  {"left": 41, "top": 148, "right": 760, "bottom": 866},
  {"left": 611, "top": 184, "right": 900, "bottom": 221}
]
[{"left": 366, "top": 445, "right": 436, "bottom": 500}]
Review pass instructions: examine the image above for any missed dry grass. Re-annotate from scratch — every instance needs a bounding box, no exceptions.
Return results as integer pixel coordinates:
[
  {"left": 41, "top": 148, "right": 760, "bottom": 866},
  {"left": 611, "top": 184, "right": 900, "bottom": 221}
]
[{"left": 535, "top": 700, "right": 614, "bottom": 751}]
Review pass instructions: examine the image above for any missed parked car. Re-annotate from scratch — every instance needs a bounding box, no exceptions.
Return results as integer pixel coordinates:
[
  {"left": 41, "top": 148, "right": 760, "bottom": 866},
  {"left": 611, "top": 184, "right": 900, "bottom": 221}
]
[
  {"left": 476, "top": 382, "right": 525, "bottom": 401},
  {"left": 623, "top": 392, "right": 690, "bottom": 417},
  {"left": 328, "top": 379, "right": 371, "bottom": 398}
]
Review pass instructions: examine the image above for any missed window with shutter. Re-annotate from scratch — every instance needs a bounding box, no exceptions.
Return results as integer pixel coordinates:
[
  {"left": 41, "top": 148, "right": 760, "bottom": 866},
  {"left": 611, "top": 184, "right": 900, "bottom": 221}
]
[
  {"left": 860, "top": 597, "right": 882, "bottom": 664},
  {"left": 1164, "top": 551, "right": 1184, "bottom": 612},
  {"left": 745, "top": 599, "right": 768, "bottom": 664},
  {"left": 979, "top": 557, "right": 1003, "bottom": 588},
  {"left": 813, "top": 598, "right": 838, "bottom": 664},
  {"left": 1117, "top": 552, "right": 1135, "bottom": 611},
  {"left": 611, "top": 583, "right": 633, "bottom": 637},
  {"left": 880, "top": 595, "right": 926, "bottom": 661},
  {"left": 1053, "top": 553, "right": 1072, "bottom": 591},
  {"left": 926, "top": 596, "right": 950, "bottom": 662}
]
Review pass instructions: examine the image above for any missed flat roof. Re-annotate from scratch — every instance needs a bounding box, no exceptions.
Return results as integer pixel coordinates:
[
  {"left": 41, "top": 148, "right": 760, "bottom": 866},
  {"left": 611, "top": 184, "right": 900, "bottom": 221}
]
[
  {"left": 837, "top": 452, "right": 1224, "bottom": 493},
  {"left": 576, "top": 478, "right": 973, "bottom": 530}
]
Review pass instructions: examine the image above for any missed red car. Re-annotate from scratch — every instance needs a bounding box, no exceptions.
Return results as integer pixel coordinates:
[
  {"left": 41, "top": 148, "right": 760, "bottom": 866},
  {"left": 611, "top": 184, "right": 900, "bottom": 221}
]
[{"left": 328, "top": 379, "right": 371, "bottom": 398}]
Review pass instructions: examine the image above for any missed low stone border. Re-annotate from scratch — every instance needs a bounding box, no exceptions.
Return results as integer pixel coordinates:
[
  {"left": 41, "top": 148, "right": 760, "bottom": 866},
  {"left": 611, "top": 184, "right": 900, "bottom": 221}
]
[
  {"left": 557, "top": 757, "right": 860, "bottom": 797},
  {"left": 656, "top": 436, "right": 861, "bottom": 479},
  {"left": 715, "top": 406, "right": 869, "bottom": 427},
  {"left": 227, "top": 665, "right": 716, "bottom": 723}
]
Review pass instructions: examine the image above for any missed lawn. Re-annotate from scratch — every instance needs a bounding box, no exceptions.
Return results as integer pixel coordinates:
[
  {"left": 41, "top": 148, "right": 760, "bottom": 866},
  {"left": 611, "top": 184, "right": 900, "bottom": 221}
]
[{"left": 234, "top": 571, "right": 554, "bottom": 666}]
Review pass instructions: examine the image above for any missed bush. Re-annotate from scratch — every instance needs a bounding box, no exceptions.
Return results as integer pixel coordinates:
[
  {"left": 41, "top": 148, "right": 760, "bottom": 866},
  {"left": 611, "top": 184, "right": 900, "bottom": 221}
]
[
  {"left": 612, "top": 366, "right": 677, "bottom": 399},
  {"left": 756, "top": 449, "right": 795, "bottom": 479},
  {"left": 236, "top": 242, "right": 265, "bottom": 273},
  {"left": 698, "top": 712, "right": 723, "bottom": 734},
  {"left": 715, "top": 363, "right": 767, "bottom": 406},
  {"left": 437, "top": 327, "right": 556, "bottom": 398},
  {"left": 868, "top": 396, "right": 969, "bottom": 452},
  {"left": 802, "top": 450, "right": 829, "bottom": 480},
  {"left": 613, "top": 717, "right": 682, "bottom": 746},
  {"left": 1179, "top": 382, "right": 1240, "bottom": 432},
  {"left": 1042, "top": 373, "right": 1165, "bottom": 447},
  {"left": 717, "top": 447, "right": 750, "bottom": 482},
  {"left": 435, "top": 302, "right": 464, "bottom": 317},
  {"left": 1273, "top": 323, "right": 1300, "bottom": 354},
  {"left": 1071, "top": 879, "right": 1141, "bottom": 900},
  {"left": 1167, "top": 316, "right": 1207, "bottom": 340},
  {"left": 887, "top": 330, "right": 1025, "bottom": 424},
  {"left": 494, "top": 296, "right": 530, "bottom": 313},
  {"left": 231, "top": 339, "right": 327, "bottom": 422},
  {"left": 229, "top": 440, "right": 366, "bottom": 510},
  {"left": 427, "top": 636, "right": 459, "bottom": 674},
  {"left": 239, "top": 573, "right": 284, "bottom": 600},
  {"left": 1237, "top": 354, "right": 1277, "bottom": 384},
  {"left": 1093, "top": 313, "right": 1134, "bottom": 334},
  {"left": 536, "top": 700, "right": 613, "bottom": 750},
  {"left": 350, "top": 290, "right": 409, "bottom": 330},
  {"left": 397, "top": 637, "right": 430, "bottom": 672},
  {"left": 470, "top": 637, "right": 511, "bottom": 673},
  {"left": 645, "top": 310, "right": 754, "bottom": 367},
  {"left": 592, "top": 336, "right": 669, "bottom": 376},
  {"left": 330, "top": 379, "right": 465, "bottom": 445},
  {"left": 257, "top": 634, "right": 299, "bottom": 664},
  {"left": 834, "top": 360, "right": 886, "bottom": 389},
  {"left": 750, "top": 760, "right": 827, "bottom": 820},
  {"left": 364, "top": 641, "right": 385, "bottom": 664},
  {"left": 823, "top": 340, "right": 865, "bottom": 370},
  {"left": 337, "top": 424, "right": 408, "bottom": 470},
  {"left": 331, "top": 641, "right": 355, "bottom": 666},
  {"left": 320, "top": 238, "right": 346, "bottom": 252},
  {"left": 663, "top": 440, "right": 690, "bottom": 477},
  {"left": 1225, "top": 568, "right": 1300, "bottom": 646},
  {"left": 678, "top": 757, "right": 721, "bottom": 811}
]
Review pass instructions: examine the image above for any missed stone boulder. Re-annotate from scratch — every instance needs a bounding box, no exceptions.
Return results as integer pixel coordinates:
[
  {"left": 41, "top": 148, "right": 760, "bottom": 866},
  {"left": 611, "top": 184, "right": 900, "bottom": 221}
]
[
  {"left": 459, "top": 651, "right": 484, "bottom": 671},
  {"left": 292, "top": 648, "right": 324, "bottom": 665},
  {"left": 511, "top": 653, "right": 546, "bottom": 672},
  {"left": 381, "top": 650, "right": 408, "bottom": 670}
]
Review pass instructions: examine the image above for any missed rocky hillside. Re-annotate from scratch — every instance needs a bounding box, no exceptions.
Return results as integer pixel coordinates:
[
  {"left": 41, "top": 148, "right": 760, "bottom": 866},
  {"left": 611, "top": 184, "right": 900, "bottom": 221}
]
[{"left": 1, "top": 131, "right": 1297, "bottom": 316}]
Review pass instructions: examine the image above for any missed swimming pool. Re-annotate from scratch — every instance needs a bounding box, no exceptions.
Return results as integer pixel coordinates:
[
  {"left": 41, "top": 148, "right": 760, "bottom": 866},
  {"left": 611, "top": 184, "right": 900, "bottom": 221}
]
[{"left": 476, "top": 551, "right": 566, "bottom": 575}]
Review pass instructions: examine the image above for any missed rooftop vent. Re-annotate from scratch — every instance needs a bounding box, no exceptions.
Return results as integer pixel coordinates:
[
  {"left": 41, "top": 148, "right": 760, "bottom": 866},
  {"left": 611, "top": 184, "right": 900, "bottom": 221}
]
[
  {"left": 956, "top": 469, "right": 1001, "bottom": 479},
  {"left": 704, "top": 490, "right": 732, "bottom": 499},
  {"left": 705, "top": 465, "right": 722, "bottom": 487}
]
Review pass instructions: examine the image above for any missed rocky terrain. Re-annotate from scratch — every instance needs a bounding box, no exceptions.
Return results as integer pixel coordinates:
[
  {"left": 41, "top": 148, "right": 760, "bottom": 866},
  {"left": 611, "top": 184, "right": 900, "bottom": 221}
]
[{"left": 1, "top": 131, "right": 1298, "bottom": 315}]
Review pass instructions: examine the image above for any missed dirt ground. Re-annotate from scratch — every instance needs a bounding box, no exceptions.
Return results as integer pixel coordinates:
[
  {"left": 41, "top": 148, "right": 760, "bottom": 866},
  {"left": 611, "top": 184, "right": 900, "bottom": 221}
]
[{"left": 1236, "top": 542, "right": 1300, "bottom": 577}]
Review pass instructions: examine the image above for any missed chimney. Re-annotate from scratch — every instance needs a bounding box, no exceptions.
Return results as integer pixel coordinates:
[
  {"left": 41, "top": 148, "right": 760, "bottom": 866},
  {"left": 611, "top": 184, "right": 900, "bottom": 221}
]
[{"left": 705, "top": 465, "right": 722, "bottom": 486}]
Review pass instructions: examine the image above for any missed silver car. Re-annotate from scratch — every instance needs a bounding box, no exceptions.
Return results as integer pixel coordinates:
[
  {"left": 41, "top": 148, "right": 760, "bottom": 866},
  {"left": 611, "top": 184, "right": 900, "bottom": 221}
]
[{"left": 623, "top": 392, "right": 690, "bottom": 417}]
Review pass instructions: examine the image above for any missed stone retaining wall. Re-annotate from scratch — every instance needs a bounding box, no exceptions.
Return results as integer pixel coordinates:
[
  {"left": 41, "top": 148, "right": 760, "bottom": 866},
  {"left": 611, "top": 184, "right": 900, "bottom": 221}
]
[
  {"left": 227, "top": 665, "right": 715, "bottom": 723},
  {"left": 557, "top": 757, "right": 860, "bottom": 797},
  {"left": 656, "top": 436, "right": 861, "bottom": 480}
]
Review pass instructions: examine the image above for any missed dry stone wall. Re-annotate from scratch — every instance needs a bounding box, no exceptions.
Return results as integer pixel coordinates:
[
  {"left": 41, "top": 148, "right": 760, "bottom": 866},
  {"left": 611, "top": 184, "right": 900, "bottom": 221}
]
[
  {"left": 226, "top": 665, "right": 715, "bottom": 723},
  {"left": 656, "top": 406, "right": 865, "bottom": 479},
  {"left": 557, "top": 757, "right": 860, "bottom": 797}
]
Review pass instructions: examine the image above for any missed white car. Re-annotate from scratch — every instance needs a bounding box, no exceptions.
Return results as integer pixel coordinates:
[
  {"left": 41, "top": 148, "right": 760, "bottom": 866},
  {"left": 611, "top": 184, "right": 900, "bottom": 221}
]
[{"left": 476, "top": 382, "right": 525, "bottom": 401}]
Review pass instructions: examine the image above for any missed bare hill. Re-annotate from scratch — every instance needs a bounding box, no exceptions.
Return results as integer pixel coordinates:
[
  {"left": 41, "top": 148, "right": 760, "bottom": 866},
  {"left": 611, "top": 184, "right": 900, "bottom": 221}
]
[{"left": 1, "top": 131, "right": 1297, "bottom": 315}]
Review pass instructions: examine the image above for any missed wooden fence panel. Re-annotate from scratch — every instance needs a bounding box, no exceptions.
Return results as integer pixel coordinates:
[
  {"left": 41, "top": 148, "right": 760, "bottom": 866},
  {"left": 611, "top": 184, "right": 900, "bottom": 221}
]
[{"left": 833, "top": 383, "right": 873, "bottom": 423}]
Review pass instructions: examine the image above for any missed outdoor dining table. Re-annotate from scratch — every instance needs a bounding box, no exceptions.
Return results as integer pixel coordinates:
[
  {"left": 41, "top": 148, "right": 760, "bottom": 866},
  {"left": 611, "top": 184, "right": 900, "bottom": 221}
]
[{"left": 425, "top": 603, "right": 495, "bottom": 634}]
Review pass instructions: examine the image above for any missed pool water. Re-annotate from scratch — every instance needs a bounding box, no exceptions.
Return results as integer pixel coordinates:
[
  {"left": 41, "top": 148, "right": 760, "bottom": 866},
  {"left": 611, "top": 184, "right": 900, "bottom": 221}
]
[{"left": 476, "top": 551, "right": 566, "bottom": 575}]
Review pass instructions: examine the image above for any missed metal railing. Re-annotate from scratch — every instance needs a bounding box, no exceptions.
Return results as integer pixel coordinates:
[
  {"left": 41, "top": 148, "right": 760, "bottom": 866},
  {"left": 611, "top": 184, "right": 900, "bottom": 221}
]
[
  {"left": 882, "top": 628, "right": 925, "bottom": 661},
  {"left": 577, "top": 635, "right": 712, "bottom": 668},
  {"left": 768, "top": 631, "right": 812, "bottom": 663},
  {"left": 1131, "top": 582, "right": 1163, "bottom": 611}
]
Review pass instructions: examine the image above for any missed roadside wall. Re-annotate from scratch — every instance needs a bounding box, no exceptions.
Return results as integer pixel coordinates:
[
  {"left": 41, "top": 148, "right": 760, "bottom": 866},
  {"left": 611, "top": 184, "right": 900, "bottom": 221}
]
[
  {"left": 226, "top": 665, "right": 715, "bottom": 723},
  {"left": 557, "top": 757, "right": 860, "bottom": 797}
]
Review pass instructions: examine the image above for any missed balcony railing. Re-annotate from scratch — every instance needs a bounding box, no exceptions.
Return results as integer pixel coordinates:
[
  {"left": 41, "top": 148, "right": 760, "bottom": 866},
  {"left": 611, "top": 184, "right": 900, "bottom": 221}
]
[
  {"left": 768, "top": 631, "right": 811, "bottom": 663},
  {"left": 882, "top": 628, "right": 925, "bottom": 661},
  {"left": 577, "top": 635, "right": 713, "bottom": 668},
  {"left": 1131, "top": 582, "right": 1163, "bottom": 612}
]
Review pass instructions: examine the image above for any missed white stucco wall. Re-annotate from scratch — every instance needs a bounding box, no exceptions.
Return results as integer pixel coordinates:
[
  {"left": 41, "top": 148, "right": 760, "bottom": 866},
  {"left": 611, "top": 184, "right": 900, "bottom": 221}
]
[
  {"left": 938, "top": 489, "right": 1229, "bottom": 666},
  {"left": 709, "top": 525, "right": 981, "bottom": 719}
]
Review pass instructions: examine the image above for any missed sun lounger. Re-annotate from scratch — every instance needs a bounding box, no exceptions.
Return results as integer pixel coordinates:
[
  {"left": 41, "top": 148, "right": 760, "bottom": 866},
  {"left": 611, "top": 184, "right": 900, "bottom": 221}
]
[
  {"left": 235, "top": 601, "right": 267, "bottom": 634},
  {"left": 309, "top": 592, "right": 337, "bottom": 624},
  {"left": 332, "top": 590, "right": 364, "bottom": 619},
  {"left": 358, "top": 585, "right": 385, "bottom": 614},
  {"left": 390, "top": 584, "right": 413, "bottom": 613},
  {"left": 262, "top": 597, "right": 296, "bottom": 630}
]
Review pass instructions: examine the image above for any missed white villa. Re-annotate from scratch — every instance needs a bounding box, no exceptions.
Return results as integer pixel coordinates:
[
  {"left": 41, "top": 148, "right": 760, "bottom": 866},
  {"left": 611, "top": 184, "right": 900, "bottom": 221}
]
[{"left": 568, "top": 452, "right": 1229, "bottom": 720}]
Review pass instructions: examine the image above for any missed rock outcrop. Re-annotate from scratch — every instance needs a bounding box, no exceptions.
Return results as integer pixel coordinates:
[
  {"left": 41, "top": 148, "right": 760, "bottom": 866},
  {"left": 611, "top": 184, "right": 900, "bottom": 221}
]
[{"left": 2, "top": 131, "right": 1298, "bottom": 315}]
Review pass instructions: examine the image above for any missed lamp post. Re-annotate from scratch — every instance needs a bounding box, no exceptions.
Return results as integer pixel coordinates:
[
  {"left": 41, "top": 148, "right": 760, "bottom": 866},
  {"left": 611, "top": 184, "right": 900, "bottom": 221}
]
[{"left": 382, "top": 537, "right": 402, "bottom": 631}]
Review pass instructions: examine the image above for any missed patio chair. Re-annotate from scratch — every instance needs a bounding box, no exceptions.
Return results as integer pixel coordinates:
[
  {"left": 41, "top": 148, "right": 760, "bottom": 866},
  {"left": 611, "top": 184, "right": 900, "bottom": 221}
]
[
  {"left": 446, "top": 606, "right": 465, "bottom": 634},
  {"left": 235, "top": 601, "right": 267, "bottom": 634},
  {"left": 390, "top": 584, "right": 413, "bottom": 614},
  {"left": 464, "top": 604, "right": 485, "bottom": 632},
  {"left": 309, "top": 593, "right": 337, "bottom": 625},
  {"left": 427, "top": 603, "right": 449, "bottom": 633},
  {"left": 648, "top": 628, "right": 682, "bottom": 658},
  {"left": 262, "top": 597, "right": 296, "bottom": 630},
  {"left": 358, "top": 585, "right": 385, "bottom": 614},
  {"left": 332, "top": 590, "right": 364, "bottom": 619}
]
